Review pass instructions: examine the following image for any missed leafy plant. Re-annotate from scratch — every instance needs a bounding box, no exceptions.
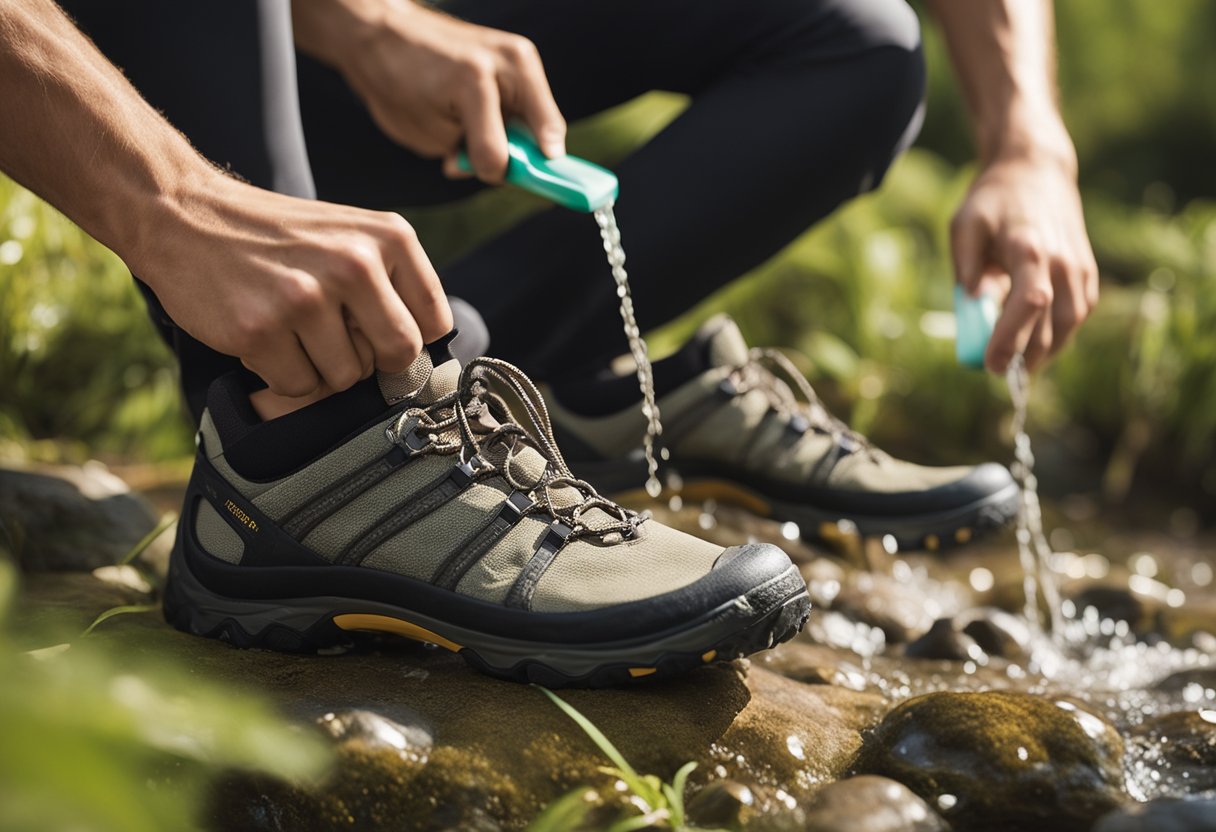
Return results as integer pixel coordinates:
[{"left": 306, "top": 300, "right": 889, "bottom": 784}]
[
  {"left": 0, "top": 555, "right": 332, "bottom": 832},
  {"left": 529, "top": 686, "right": 724, "bottom": 832}
]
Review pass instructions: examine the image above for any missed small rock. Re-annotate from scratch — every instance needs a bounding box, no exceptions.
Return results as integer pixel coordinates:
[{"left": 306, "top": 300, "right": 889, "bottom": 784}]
[
  {"left": 1154, "top": 669, "right": 1216, "bottom": 693},
  {"left": 685, "top": 779, "right": 757, "bottom": 828},
  {"left": 960, "top": 608, "right": 1032, "bottom": 659},
  {"left": 904, "top": 618, "right": 986, "bottom": 662},
  {"left": 854, "top": 690, "right": 1126, "bottom": 832},
  {"left": 802, "top": 775, "right": 947, "bottom": 832},
  {"left": 903, "top": 609, "right": 1032, "bottom": 663},
  {"left": 317, "top": 709, "right": 433, "bottom": 760},
  {"left": 833, "top": 573, "right": 933, "bottom": 644},
  {"left": 1068, "top": 585, "right": 1149, "bottom": 628},
  {"left": 1093, "top": 798, "right": 1216, "bottom": 832},
  {"left": 1129, "top": 710, "right": 1216, "bottom": 792},
  {"left": 0, "top": 463, "right": 158, "bottom": 572}
]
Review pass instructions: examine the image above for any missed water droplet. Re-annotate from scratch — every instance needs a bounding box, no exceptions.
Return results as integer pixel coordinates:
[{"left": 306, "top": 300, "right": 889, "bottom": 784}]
[
  {"left": 969, "top": 567, "right": 995, "bottom": 592},
  {"left": 937, "top": 794, "right": 958, "bottom": 811}
]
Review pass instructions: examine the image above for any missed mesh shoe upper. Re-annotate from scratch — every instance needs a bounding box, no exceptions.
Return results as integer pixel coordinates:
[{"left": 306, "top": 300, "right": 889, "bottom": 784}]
[
  {"left": 546, "top": 315, "right": 1000, "bottom": 498},
  {"left": 192, "top": 349, "right": 728, "bottom": 614}
]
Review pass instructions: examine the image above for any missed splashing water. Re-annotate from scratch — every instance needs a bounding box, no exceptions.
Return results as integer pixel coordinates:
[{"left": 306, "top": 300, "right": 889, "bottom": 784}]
[
  {"left": 1006, "top": 354, "right": 1066, "bottom": 642},
  {"left": 594, "top": 202, "right": 665, "bottom": 498}
]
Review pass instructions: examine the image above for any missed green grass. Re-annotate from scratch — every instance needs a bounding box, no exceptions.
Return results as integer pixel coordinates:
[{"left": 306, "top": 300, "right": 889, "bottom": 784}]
[{"left": 529, "top": 686, "right": 724, "bottom": 832}]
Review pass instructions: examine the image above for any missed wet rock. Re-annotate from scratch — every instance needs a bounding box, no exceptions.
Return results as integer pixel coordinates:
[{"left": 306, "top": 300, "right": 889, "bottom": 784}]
[
  {"left": 833, "top": 572, "right": 933, "bottom": 644},
  {"left": 959, "top": 608, "right": 1032, "bottom": 659},
  {"left": 1068, "top": 585, "right": 1149, "bottom": 628},
  {"left": 904, "top": 618, "right": 986, "bottom": 662},
  {"left": 1154, "top": 668, "right": 1216, "bottom": 693},
  {"left": 686, "top": 779, "right": 758, "bottom": 828},
  {"left": 854, "top": 690, "right": 1126, "bottom": 832},
  {"left": 1093, "top": 798, "right": 1216, "bottom": 832},
  {"left": 757, "top": 641, "right": 870, "bottom": 690},
  {"left": 0, "top": 462, "right": 158, "bottom": 572},
  {"left": 1129, "top": 709, "right": 1216, "bottom": 792},
  {"left": 318, "top": 709, "right": 433, "bottom": 760},
  {"left": 903, "top": 609, "right": 1031, "bottom": 662},
  {"left": 802, "top": 775, "right": 947, "bottom": 832},
  {"left": 17, "top": 571, "right": 888, "bottom": 831}
]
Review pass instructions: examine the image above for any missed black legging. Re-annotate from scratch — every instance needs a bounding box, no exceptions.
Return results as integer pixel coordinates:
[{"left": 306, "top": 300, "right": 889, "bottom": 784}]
[{"left": 60, "top": 0, "right": 924, "bottom": 421}]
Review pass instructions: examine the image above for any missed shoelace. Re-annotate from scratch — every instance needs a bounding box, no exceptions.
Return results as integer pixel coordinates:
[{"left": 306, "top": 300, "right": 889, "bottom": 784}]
[
  {"left": 388, "top": 357, "right": 646, "bottom": 540},
  {"left": 730, "top": 347, "right": 881, "bottom": 461}
]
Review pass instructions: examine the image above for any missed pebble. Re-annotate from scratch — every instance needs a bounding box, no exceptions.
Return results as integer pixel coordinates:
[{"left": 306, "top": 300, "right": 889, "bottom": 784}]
[
  {"left": 854, "top": 690, "right": 1126, "bottom": 832},
  {"left": 801, "top": 775, "right": 948, "bottom": 832},
  {"left": 1093, "top": 798, "right": 1216, "bottom": 832}
]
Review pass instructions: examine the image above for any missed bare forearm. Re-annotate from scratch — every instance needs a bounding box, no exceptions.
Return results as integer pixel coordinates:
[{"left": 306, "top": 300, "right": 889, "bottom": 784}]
[
  {"left": 0, "top": 0, "right": 215, "bottom": 266},
  {"left": 926, "top": 0, "right": 1074, "bottom": 171}
]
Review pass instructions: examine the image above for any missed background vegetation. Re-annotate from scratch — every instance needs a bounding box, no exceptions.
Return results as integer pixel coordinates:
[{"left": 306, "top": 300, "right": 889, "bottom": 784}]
[{"left": 2, "top": 0, "right": 1214, "bottom": 517}]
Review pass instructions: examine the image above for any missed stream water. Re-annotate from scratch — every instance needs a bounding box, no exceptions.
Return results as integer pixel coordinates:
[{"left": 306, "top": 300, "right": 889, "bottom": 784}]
[{"left": 588, "top": 203, "right": 1215, "bottom": 813}]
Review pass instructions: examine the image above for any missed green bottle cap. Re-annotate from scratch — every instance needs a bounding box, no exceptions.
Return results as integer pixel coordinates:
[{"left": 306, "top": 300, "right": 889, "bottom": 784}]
[
  {"left": 954, "top": 284, "right": 998, "bottom": 369},
  {"left": 455, "top": 124, "right": 619, "bottom": 213}
]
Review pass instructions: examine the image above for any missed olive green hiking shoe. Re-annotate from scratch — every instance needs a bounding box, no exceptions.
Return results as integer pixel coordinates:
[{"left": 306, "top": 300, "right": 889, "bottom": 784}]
[
  {"left": 545, "top": 316, "right": 1019, "bottom": 551},
  {"left": 164, "top": 338, "right": 809, "bottom": 687}
]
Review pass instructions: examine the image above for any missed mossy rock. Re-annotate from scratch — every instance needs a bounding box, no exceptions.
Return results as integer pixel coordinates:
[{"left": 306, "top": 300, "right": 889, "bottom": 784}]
[{"left": 853, "top": 690, "right": 1127, "bottom": 832}]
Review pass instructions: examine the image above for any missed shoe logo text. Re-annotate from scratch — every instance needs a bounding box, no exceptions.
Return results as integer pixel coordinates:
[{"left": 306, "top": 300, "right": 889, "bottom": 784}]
[{"left": 225, "top": 499, "right": 259, "bottom": 532}]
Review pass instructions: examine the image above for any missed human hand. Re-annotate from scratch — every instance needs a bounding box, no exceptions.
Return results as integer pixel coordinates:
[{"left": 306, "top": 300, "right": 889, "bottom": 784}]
[
  {"left": 133, "top": 171, "right": 452, "bottom": 398},
  {"left": 950, "top": 148, "right": 1099, "bottom": 373},
  {"left": 295, "top": 0, "right": 565, "bottom": 184}
]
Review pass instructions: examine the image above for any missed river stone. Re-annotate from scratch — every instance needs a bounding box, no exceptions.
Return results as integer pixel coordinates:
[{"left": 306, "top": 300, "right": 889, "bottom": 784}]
[
  {"left": 685, "top": 779, "right": 759, "bottom": 828},
  {"left": 904, "top": 618, "right": 986, "bottom": 662},
  {"left": 1093, "top": 798, "right": 1216, "bottom": 832},
  {"left": 802, "top": 775, "right": 947, "bottom": 832},
  {"left": 853, "top": 690, "right": 1126, "bottom": 832},
  {"left": 832, "top": 572, "right": 933, "bottom": 644},
  {"left": 1153, "top": 668, "right": 1216, "bottom": 697},
  {"left": 0, "top": 462, "right": 158, "bottom": 572},
  {"left": 1129, "top": 709, "right": 1216, "bottom": 792},
  {"left": 960, "top": 608, "right": 1032, "bottom": 659},
  {"left": 16, "top": 571, "right": 887, "bottom": 831}
]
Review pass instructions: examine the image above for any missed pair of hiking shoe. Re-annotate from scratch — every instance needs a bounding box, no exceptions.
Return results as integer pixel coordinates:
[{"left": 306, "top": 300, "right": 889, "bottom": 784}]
[{"left": 165, "top": 316, "right": 1017, "bottom": 686}]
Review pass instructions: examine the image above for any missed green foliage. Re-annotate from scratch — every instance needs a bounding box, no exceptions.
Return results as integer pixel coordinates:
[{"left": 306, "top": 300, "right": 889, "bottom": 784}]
[
  {"left": 2, "top": 0, "right": 1215, "bottom": 508},
  {"left": 0, "top": 558, "right": 331, "bottom": 832},
  {"left": 529, "top": 686, "right": 722, "bottom": 832},
  {"left": 0, "top": 176, "right": 191, "bottom": 463}
]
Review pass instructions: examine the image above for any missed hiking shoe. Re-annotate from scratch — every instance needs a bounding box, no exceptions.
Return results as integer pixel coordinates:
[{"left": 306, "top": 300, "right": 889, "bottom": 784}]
[
  {"left": 545, "top": 316, "right": 1019, "bottom": 551},
  {"left": 163, "top": 337, "right": 809, "bottom": 687}
]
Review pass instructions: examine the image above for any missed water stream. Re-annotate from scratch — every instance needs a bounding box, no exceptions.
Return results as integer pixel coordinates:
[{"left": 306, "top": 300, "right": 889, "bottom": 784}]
[
  {"left": 588, "top": 202, "right": 1215, "bottom": 806},
  {"left": 594, "top": 202, "right": 665, "bottom": 498}
]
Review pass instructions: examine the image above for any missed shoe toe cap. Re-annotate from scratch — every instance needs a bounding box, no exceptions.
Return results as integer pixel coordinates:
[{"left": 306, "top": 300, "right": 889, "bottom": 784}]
[{"left": 713, "top": 541, "right": 795, "bottom": 576}]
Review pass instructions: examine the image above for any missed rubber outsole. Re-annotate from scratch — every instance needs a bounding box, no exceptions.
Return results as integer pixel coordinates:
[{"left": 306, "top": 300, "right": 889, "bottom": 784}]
[
  {"left": 163, "top": 539, "right": 811, "bottom": 688},
  {"left": 772, "top": 482, "right": 1021, "bottom": 552},
  {"left": 604, "top": 473, "right": 1020, "bottom": 553}
]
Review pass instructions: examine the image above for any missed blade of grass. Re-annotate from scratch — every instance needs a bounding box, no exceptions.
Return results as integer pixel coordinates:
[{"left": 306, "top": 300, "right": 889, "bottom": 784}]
[
  {"left": 535, "top": 686, "right": 639, "bottom": 780},
  {"left": 665, "top": 761, "right": 697, "bottom": 826},
  {"left": 525, "top": 787, "right": 596, "bottom": 832},
  {"left": 120, "top": 514, "right": 177, "bottom": 565},
  {"left": 80, "top": 603, "right": 158, "bottom": 637}
]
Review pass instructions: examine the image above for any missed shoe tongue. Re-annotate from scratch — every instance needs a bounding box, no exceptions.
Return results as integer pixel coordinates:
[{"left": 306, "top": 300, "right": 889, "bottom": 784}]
[
  {"left": 376, "top": 351, "right": 461, "bottom": 407},
  {"left": 696, "top": 314, "right": 750, "bottom": 368}
]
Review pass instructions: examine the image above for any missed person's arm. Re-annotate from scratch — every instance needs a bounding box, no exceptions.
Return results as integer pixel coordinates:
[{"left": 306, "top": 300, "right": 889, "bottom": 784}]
[
  {"left": 926, "top": 0, "right": 1098, "bottom": 373},
  {"left": 291, "top": 0, "right": 566, "bottom": 183},
  {"left": 0, "top": 0, "right": 451, "bottom": 400}
]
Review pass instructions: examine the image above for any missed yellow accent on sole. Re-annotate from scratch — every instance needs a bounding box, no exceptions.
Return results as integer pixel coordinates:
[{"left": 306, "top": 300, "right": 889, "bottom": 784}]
[
  {"left": 701, "top": 650, "right": 718, "bottom": 663},
  {"left": 628, "top": 666, "right": 658, "bottom": 678},
  {"left": 954, "top": 527, "right": 973, "bottom": 544},
  {"left": 923, "top": 534, "right": 941, "bottom": 551},
  {"left": 333, "top": 613, "right": 463, "bottom": 653}
]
